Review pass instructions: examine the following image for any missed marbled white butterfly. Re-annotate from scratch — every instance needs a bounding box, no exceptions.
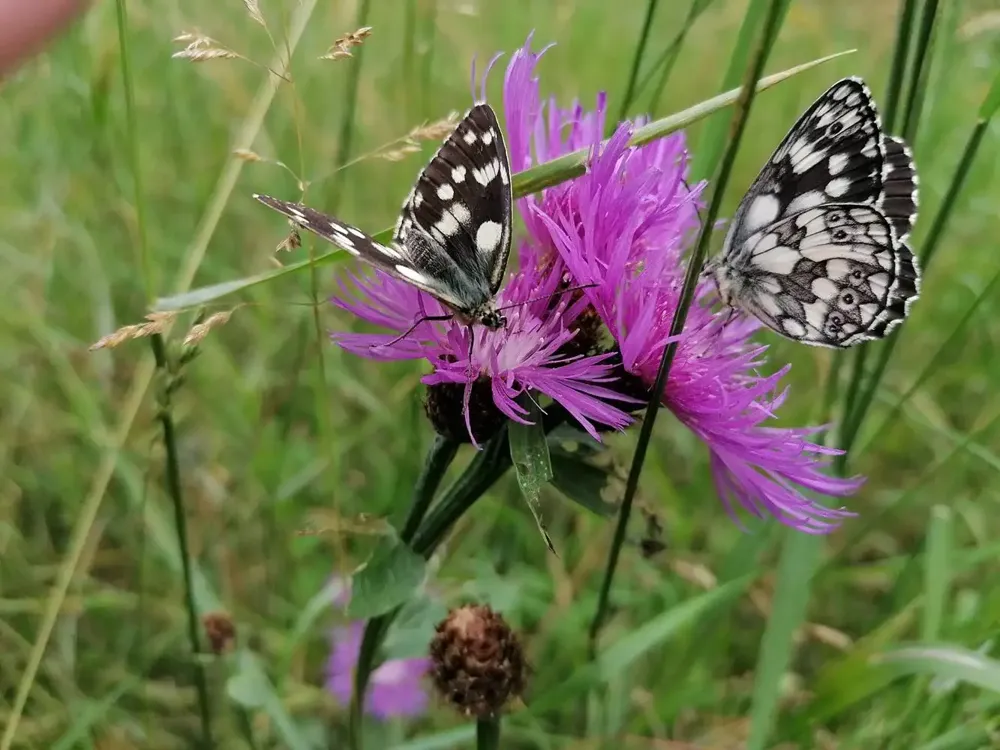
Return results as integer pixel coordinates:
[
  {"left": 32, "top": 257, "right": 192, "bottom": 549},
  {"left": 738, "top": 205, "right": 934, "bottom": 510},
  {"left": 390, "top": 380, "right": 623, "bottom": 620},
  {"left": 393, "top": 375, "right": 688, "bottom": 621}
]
[
  {"left": 254, "top": 103, "right": 512, "bottom": 338},
  {"left": 704, "top": 77, "right": 920, "bottom": 348}
]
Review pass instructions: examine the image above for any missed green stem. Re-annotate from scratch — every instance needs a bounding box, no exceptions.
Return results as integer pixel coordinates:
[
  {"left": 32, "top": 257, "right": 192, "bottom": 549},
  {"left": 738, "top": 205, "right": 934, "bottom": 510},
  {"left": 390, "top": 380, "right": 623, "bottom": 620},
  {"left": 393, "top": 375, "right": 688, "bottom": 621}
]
[
  {"left": 646, "top": 0, "right": 717, "bottom": 113},
  {"left": 882, "top": 0, "right": 919, "bottom": 132},
  {"left": 617, "top": 0, "right": 661, "bottom": 121},
  {"left": 901, "top": 0, "right": 941, "bottom": 143},
  {"left": 150, "top": 336, "right": 214, "bottom": 747},
  {"left": 586, "top": 0, "right": 790, "bottom": 659},
  {"left": 476, "top": 717, "right": 502, "bottom": 750},
  {"left": 401, "top": 435, "right": 460, "bottom": 542}
]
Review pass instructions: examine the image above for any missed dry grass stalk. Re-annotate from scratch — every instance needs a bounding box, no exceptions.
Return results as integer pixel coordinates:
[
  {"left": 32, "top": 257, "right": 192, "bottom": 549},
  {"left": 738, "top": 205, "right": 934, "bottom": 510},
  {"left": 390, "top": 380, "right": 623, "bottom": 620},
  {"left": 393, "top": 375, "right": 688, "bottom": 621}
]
[
  {"left": 183, "top": 310, "right": 236, "bottom": 346},
  {"left": 232, "top": 148, "right": 263, "bottom": 162},
  {"left": 89, "top": 312, "right": 175, "bottom": 351},
  {"left": 277, "top": 228, "right": 301, "bottom": 252},
  {"left": 172, "top": 31, "right": 241, "bottom": 63},
  {"left": 377, "top": 111, "right": 461, "bottom": 161},
  {"left": 242, "top": 0, "right": 266, "bottom": 27},
  {"left": 319, "top": 26, "right": 373, "bottom": 60}
]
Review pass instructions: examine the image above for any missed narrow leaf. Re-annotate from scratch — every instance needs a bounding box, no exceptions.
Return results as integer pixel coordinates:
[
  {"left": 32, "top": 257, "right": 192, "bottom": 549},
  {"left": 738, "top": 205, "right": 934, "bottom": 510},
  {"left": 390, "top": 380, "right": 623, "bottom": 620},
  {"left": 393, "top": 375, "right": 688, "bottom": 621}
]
[
  {"left": 549, "top": 454, "right": 619, "bottom": 517},
  {"left": 347, "top": 538, "right": 426, "bottom": 619},
  {"left": 874, "top": 644, "right": 1000, "bottom": 694},
  {"left": 508, "top": 403, "right": 557, "bottom": 554}
]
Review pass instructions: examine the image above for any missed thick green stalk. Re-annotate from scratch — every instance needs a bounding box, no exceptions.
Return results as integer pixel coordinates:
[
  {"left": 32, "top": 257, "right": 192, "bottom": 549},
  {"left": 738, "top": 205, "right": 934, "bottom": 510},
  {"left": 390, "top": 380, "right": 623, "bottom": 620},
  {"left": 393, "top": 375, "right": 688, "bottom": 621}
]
[
  {"left": 586, "top": 0, "right": 790, "bottom": 659},
  {"left": 476, "top": 717, "right": 502, "bottom": 750}
]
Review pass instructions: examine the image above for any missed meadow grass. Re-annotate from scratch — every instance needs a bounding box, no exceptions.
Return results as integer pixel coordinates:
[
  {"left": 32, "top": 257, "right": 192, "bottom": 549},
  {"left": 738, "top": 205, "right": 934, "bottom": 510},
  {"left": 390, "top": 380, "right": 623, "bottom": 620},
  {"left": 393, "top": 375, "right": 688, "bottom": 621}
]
[{"left": 2, "top": 0, "right": 1000, "bottom": 747}]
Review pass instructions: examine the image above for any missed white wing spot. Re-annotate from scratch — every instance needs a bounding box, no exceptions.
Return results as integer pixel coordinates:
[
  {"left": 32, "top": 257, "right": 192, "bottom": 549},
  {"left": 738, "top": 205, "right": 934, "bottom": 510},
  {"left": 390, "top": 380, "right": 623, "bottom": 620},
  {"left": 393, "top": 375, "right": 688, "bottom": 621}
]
[
  {"left": 476, "top": 221, "right": 504, "bottom": 253},
  {"left": 348, "top": 226, "right": 365, "bottom": 238},
  {"left": 482, "top": 129, "right": 494, "bottom": 145},
  {"left": 499, "top": 164, "right": 509, "bottom": 186},
  {"left": 463, "top": 130, "right": 477, "bottom": 145},
  {"left": 474, "top": 160, "right": 499, "bottom": 187},
  {"left": 376, "top": 243, "right": 402, "bottom": 260},
  {"left": 437, "top": 183, "right": 455, "bottom": 201},
  {"left": 781, "top": 318, "right": 808, "bottom": 338},
  {"left": 452, "top": 165, "right": 467, "bottom": 183},
  {"left": 744, "top": 194, "right": 781, "bottom": 233},
  {"left": 435, "top": 212, "right": 461, "bottom": 237},
  {"left": 413, "top": 191, "right": 424, "bottom": 208},
  {"left": 396, "top": 265, "right": 429, "bottom": 285},
  {"left": 450, "top": 202, "right": 471, "bottom": 226},
  {"left": 826, "top": 177, "right": 851, "bottom": 198},
  {"left": 828, "top": 153, "right": 849, "bottom": 175}
]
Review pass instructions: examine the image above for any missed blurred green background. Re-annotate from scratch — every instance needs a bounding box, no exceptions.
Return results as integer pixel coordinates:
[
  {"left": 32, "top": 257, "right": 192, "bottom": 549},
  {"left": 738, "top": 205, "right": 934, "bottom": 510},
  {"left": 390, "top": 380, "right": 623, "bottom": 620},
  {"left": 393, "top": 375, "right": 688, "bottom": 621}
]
[{"left": 2, "top": 0, "right": 1000, "bottom": 747}]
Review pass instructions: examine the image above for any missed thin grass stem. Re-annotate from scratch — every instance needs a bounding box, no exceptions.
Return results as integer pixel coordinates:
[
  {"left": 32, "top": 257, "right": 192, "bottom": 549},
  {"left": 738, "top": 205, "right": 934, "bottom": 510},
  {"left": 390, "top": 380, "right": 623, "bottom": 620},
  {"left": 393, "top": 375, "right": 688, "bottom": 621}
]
[
  {"left": 617, "top": 0, "right": 661, "bottom": 121},
  {"left": 476, "top": 717, "right": 502, "bottom": 750}
]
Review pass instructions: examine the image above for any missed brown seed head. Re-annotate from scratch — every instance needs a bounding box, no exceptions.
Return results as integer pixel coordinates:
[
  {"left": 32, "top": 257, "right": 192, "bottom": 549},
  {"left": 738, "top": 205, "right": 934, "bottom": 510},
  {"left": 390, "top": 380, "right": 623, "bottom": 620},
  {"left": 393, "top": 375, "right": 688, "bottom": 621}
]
[
  {"left": 202, "top": 611, "right": 236, "bottom": 654},
  {"left": 429, "top": 604, "right": 526, "bottom": 718}
]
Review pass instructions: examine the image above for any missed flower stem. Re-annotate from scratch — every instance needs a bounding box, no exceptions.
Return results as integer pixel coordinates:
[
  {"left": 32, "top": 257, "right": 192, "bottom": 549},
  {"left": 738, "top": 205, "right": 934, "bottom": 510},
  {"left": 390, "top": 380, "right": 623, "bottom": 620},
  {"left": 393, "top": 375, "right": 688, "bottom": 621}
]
[
  {"left": 150, "top": 335, "right": 214, "bottom": 747},
  {"left": 476, "top": 717, "right": 502, "bottom": 750},
  {"left": 586, "top": 0, "right": 790, "bottom": 660},
  {"left": 400, "top": 435, "right": 460, "bottom": 542},
  {"left": 347, "top": 432, "right": 462, "bottom": 749}
]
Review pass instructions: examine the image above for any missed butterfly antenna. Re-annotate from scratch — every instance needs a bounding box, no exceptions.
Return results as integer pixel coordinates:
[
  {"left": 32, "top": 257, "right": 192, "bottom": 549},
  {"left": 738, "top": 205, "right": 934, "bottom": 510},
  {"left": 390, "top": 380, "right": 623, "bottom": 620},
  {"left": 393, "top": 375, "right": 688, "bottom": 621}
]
[
  {"left": 373, "top": 313, "right": 454, "bottom": 350},
  {"left": 496, "top": 282, "right": 599, "bottom": 313}
]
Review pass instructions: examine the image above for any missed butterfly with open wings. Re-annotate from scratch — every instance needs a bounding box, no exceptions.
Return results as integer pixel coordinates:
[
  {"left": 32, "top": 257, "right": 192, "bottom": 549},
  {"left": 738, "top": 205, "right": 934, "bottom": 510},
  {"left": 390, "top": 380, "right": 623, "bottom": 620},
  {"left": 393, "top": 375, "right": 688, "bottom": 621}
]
[
  {"left": 254, "top": 102, "right": 513, "bottom": 345},
  {"left": 704, "top": 77, "right": 920, "bottom": 348}
]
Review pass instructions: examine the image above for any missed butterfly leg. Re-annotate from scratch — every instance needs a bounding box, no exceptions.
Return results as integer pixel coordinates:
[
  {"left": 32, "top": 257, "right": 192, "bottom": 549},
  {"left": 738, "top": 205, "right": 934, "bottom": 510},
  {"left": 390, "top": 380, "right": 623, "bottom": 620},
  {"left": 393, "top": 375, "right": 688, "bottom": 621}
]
[{"left": 373, "top": 313, "right": 453, "bottom": 350}]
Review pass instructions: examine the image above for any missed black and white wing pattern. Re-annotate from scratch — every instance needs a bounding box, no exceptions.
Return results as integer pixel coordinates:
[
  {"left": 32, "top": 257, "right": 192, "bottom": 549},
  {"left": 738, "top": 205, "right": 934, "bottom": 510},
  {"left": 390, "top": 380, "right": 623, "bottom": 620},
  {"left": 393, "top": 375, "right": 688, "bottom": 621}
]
[
  {"left": 253, "top": 103, "right": 513, "bottom": 329},
  {"left": 706, "top": 77, "right": 920, "bottom": 348}
]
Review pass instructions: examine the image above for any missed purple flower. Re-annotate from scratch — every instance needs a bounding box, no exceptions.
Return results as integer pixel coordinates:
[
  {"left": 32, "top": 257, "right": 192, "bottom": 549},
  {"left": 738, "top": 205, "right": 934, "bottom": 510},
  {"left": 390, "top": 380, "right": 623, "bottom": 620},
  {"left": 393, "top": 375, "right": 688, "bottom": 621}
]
[
  {"left": 505, "top": 36, "right": 862, "bottom": 533},
  {"left": 325, "top": 582, "right": 431, "bottom": 721},
  {"left": 329, "top": 58, "right": 635, "bottom": 445}
]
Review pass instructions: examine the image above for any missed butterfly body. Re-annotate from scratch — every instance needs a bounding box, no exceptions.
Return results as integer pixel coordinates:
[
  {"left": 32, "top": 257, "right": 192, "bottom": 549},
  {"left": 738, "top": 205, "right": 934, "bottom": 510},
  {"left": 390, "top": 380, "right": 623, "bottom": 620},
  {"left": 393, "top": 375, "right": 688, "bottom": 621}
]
[
  {"left": 254, "top": 102, "right": 513, "bottom": 335},
  {"left": 707, "top": 78, "right": 920, "bottom": 348}
]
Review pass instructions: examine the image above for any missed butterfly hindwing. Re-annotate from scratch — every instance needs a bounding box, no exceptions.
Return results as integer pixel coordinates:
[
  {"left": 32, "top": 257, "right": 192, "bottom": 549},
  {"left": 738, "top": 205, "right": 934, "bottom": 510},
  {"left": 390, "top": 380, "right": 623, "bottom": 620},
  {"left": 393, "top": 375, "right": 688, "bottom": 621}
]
[
  {"left": 736, "top": 203, "right": 903, "bottom": 347},
  {"left": 396, "top": 103, "right": 513, "bottom": 295},
  {"left": 252, "top": 193, "right": 467, "bottom": 309}
]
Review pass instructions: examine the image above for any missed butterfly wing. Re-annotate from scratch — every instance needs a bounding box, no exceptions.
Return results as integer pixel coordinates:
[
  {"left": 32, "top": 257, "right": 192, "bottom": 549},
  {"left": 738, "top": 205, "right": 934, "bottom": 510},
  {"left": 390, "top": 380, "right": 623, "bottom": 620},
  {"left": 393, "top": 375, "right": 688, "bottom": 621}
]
[
  {"left": 395, "top": 103, "right": 513, "bottom": 296},
  {"left": 252, "top": 194, "right": 469, "bottom": 310},
  {"left": 731, "top": 204, "right": 913, "bottom": 348},
  {"left": 724, "top": 78, "right": 888, "bottom": 261}
]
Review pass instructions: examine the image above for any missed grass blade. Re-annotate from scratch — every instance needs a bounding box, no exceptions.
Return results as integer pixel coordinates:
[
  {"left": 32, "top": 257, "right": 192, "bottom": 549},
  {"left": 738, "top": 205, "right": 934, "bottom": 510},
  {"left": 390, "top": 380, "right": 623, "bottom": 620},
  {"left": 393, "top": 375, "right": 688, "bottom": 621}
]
[
  {"left": 645, "top": 0, "right": 719, "bottom": 113},
  {"left": 617, "top": 0, "right": 661, "bottom": 120}
]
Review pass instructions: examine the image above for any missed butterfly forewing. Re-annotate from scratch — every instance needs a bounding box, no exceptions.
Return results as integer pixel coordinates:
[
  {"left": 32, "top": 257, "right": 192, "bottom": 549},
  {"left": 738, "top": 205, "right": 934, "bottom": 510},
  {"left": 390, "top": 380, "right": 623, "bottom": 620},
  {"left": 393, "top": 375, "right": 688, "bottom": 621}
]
[
  {"left": 726, "top": 78, "right": 885, "bottom": 258},
  {"left": 254, "top": 103, "right": 513, "bottom": 324},
  {"left": 396, "top": 103, "right": 512, "bottom": 295},
  {"left": 252, "top": 194, "right": 468, "bottom": 309}
]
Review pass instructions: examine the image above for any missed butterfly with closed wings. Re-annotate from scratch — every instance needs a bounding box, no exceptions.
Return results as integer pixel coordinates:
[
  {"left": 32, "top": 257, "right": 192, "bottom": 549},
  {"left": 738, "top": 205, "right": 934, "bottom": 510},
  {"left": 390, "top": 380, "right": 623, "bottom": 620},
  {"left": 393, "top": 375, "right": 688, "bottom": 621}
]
[
  {"left": 703, "top": 77, "right": 920, "bottom": 348},
  {"left": 254, "top": 102, "right": 513, "bottom": 349}
]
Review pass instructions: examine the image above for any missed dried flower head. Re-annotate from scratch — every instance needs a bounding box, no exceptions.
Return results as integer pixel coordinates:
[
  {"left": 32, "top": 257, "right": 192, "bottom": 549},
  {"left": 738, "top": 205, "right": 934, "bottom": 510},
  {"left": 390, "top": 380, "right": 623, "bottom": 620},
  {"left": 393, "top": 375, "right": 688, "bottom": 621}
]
[
  {"left": 232, "top": 148, "right": 263, "bottom": 162},
  {"left": 320, "top": 26, "right": 373, "bottom": 61},
  {"left": 171, "top": 32, "right": 241, "bottom": 63},
  {"left": 242, "top": 0, "right": 266, "bottom": 27},
  {"left": 202, "top": 611, "right": 236, "bottom": 654},
  {"left": 89, "top": 312, "right": 175, "bottom": 351},
  {"left": 429, "top": 604, "right": 526, "bottom": 718},
  {"left": 183, "top": 309, "right": 236, "bottom": 347}
]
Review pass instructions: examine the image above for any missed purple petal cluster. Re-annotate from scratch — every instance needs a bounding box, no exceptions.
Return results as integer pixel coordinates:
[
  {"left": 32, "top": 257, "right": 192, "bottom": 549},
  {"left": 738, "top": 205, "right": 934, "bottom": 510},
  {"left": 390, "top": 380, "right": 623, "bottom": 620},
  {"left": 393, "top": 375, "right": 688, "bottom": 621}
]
[
  {"left": 325, "top": 581, "right": 430, "bottom": 720},
  {"left": 329, "top": 34, "right": 863, "bottom": 532}
]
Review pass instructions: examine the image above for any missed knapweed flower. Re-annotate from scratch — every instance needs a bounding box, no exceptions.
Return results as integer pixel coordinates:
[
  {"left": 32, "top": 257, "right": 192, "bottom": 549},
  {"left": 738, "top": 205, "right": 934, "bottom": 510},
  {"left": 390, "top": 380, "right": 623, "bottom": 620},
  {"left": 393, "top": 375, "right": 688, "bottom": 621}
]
[
  {"left": 326, "top": 580, "right": 430, "bottom": 720},
  {"left": 503, "top": 35, "right": 862, "bottom": 533}
]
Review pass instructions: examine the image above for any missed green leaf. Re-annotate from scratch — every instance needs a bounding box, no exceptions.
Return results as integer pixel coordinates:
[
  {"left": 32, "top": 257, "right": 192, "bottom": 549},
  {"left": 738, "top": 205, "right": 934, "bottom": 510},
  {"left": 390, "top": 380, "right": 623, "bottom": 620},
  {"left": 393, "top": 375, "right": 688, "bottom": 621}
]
[
  {"left": 149, "top": 51, "right": 852, "bottom": 313},
  {"left": 347, "top": 538, "right": 427, "bottom": 619},
  {"left": 226, "top": 650, "right": 317, "bottom": 750},
  {"left": 549, "top": 453, "right": 619, "bottom": 517},
  {"left": 508, "top": 402, "right": 557, "bottom": 553},
  {"left": 875, "top": 643, "right": 1000, "bottom": 694},
  {"left": 153, "top": 249, "right": 349, "bottom": 312}
]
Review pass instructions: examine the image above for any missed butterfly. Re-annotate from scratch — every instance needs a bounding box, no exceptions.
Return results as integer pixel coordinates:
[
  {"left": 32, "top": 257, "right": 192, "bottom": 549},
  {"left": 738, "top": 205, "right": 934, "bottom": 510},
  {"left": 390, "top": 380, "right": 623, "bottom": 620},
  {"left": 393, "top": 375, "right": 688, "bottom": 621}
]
[
  {"left": 254, "top": 102, "right": 513, "bottom": 343},
  {"left": 703, "top": 77, "right": 920, "bottom": 348}
]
